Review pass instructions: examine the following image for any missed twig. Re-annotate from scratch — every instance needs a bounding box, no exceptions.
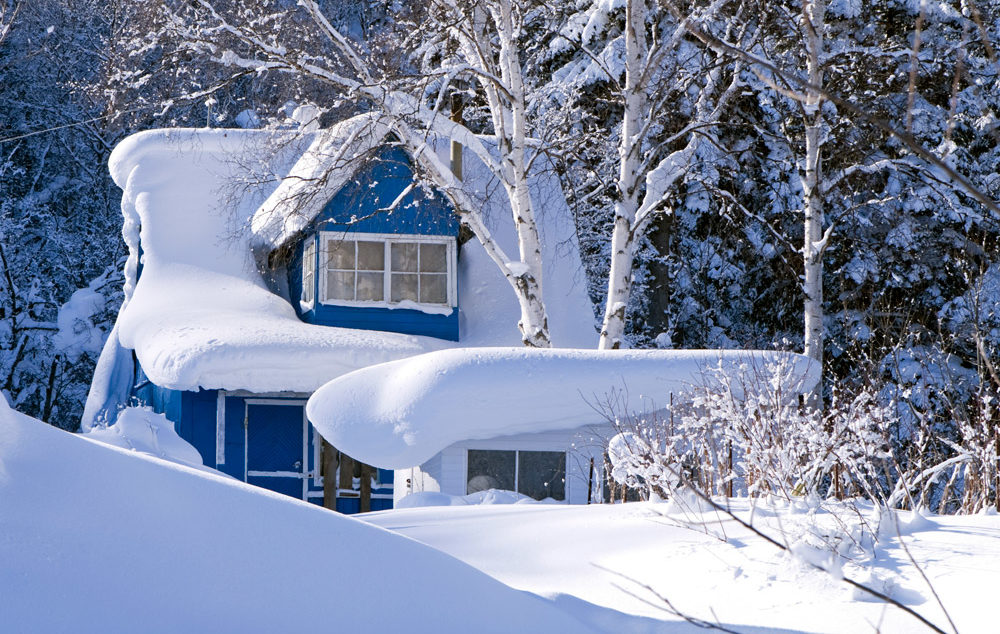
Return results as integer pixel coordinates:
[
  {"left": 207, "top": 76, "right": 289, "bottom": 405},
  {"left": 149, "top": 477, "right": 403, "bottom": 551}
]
[{"left": 673, "top": 478, "right": 950, "bottom": 634}]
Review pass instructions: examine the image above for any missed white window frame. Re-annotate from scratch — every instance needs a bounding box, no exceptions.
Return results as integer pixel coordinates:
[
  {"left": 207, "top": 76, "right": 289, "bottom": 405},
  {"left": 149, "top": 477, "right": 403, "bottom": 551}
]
[
  {"left": 317, "top": 231, "right": 457, "bottom": 310},
  {"left": 300, "top": 237, "right": 317, "bottom": 311},
  {"left": 465, "top": 449, "right": 567, "bottom": 501}
]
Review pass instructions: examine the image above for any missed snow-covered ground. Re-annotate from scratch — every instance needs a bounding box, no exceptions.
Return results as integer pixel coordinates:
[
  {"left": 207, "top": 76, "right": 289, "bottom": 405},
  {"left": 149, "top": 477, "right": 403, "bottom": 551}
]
[
  {"left": 365, "top": 496, "right": 999, "bottom": 633},
  {"left": 3, "top": 396, "right": 997, "bottom": 633},
  {"left": 0, "top": 400, "right": 588, "bottom": 633}
]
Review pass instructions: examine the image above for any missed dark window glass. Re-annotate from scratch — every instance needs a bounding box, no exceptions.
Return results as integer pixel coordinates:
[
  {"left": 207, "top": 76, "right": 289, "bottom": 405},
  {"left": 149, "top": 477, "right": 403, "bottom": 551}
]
[
  {"left": 467, "top": 450, "right": 515, "bottom": 494},
  {"left": 517, "top": 451, "right": 566, "bottom": 501}
]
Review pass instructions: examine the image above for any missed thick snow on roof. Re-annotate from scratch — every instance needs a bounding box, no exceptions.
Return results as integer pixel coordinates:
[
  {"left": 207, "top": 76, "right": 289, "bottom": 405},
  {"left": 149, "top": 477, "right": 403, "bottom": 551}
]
[
  {"left": 251, "top": 114, "right": 390, "bottom": 247},
  {"left": 0, "top": 396, "right": 591, "bottom": 633},
  {"left": 100, "top": 128, "right": 446, "bottom": 396},
  {"left": 306, "top": 348, "right": 820, "bottom": 469},
  {"left": 87, "top": 124, "right": 594, "bottom": 412}
]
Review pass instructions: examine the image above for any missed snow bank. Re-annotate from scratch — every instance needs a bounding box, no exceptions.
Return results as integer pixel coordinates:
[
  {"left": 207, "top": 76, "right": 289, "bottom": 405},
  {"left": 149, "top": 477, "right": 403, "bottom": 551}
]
[
  {"left": 365, "top": 499, "right": 1000, "bottom": 633},
  {"left": 397, "top": 488, "right": 540, "bottom": 509},
  {"left": 80, "top": 406, "right": 208, "bottom": 471},
  {"left": 307, "top": 348, "right": 820, "bottom": 469},
  {"left": 0, "top": 397, "right": 591, "bottom": 633}
]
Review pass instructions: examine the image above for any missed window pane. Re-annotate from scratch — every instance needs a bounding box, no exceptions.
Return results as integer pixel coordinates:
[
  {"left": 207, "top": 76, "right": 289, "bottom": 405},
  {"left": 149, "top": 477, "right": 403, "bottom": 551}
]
[
  {"left": 326, "top": 271, "right": 355, "bottom": 301},
  {"left": 467, "top": 450, "right": 515, "bottom": 494},
  {"left": 517, "top": 451, "right": 566, "bottom": 501},
  {"left": 391, "top": 242, "right": 418, "bottom": 272},
  {"left": 302, "top": 242, "right": 315, "bottom": 304},
  {"left": 419, "top": 273, "right": 448, "bottom": 304},
  {"left": 326, "top": 240, "right": 355, "bottom": 270},
  {"left": 356, "top": 272, "right": 384, "bottom": 301},
  {"left": 302, "top": 271, "right": 314, "bottom": 303},
  {"left": 357, "top": 241, "right": 385, "bottom": 271},
  {"left": 420, "top": 243, "right": 447, "bottom": 273},
  {"left": 391, "top": 273, "right": 418, "bottom": 302}
]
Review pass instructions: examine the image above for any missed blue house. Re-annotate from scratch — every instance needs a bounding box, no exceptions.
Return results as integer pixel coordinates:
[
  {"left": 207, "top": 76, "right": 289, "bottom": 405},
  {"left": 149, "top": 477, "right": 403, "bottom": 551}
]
[{"left": 82, "top": 117, "right": 597, "bottom": 512}]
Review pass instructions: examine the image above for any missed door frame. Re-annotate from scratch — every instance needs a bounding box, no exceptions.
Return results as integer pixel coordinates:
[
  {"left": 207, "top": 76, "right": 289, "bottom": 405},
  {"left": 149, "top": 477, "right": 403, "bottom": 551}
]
[{"left": 243, "top": 398, "right": 310, "bottom": 500}]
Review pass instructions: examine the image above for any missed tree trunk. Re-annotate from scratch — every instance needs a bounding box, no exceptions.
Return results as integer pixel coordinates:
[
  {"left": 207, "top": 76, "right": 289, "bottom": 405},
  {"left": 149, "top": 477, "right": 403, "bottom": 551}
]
[
  {"left": 598, "top": 0, "right": 647, "bottom": 350},
  {"left": 801, "top": 0, "right": 827, "bottom": 405}
]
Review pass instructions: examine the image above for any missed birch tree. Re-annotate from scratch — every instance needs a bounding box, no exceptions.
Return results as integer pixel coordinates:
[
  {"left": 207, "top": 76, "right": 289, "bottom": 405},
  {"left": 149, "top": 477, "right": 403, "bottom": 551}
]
[
  {"left": 798, "top": 0, "right": 827, "bottom": 366},
  {"left": 543, "top": 0, "right": 752, "bottom": 349}
]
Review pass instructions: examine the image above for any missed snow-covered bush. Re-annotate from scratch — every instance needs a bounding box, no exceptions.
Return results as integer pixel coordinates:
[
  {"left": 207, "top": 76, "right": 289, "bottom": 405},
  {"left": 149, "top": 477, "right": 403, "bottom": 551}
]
[{"left": 606, "top": 358, "right": 893, "bottom": 502}]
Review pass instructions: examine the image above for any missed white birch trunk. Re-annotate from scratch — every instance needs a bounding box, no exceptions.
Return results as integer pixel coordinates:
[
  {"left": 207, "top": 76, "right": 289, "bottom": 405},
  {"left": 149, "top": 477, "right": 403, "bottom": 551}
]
[
  {"left": 598, "top": 0, "right": 647, "bottom": 350},
  {"left": 801, "top": 0, "right": 826, "bottom": 369},
  {"left": 598, "top": 0, "right": 740, "bottom": 349}
]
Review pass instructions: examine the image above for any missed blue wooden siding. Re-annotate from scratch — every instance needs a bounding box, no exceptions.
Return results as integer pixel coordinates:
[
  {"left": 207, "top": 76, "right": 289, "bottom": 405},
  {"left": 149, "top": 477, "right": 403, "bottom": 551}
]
[
  {"left": 317, "top": 146, "right": 459, "bottom": 237},
  {"left": 290, "top": 145, "right": 460, "bottom": 341},
  {"left": 131, "top": 363, "right": 391, "bottom": 512}
]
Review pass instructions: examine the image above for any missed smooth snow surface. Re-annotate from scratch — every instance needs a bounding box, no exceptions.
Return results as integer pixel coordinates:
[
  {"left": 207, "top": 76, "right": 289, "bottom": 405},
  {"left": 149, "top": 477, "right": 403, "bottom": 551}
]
[
  {"left": 79, "top": 406, "right": 208, "bottom": 471},
  {"left": 308, "top": 348, "right": 820, "bottom": 469},
  {"left": 86, "top": 125, "right": 595, "bottom": 423},
  {"left": 0, "top": 398, "right": 592, "bottom": 633},
  {"left": 397, "top": 488, "right": 543, "bottom": 508},
  {"left": 366, "top": 499, "right": 1000, "bottom": 633}
]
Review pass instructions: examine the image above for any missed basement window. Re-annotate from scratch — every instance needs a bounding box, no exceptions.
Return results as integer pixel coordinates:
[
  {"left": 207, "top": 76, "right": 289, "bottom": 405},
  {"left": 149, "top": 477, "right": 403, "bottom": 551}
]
[{"left": 466, "top": 449, "right": 566, "bottom": 501}]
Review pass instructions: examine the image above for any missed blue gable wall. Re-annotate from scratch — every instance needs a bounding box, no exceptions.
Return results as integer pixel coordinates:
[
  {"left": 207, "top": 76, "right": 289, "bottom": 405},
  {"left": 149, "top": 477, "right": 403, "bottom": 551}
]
[{"left": 290, "top": 145, "right": 460, "bottom": 341}]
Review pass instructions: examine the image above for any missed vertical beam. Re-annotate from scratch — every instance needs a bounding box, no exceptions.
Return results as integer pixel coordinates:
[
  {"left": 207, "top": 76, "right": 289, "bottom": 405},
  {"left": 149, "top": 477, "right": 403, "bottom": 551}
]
[
  {"left": 321, "top": 438, "right": 339, "bottom": 511},
  {"left": 215, "top": 391, "right": 226, "bottom": 468},
  {"left": 359, "top": 463, "right": 373, "bottom": 513},
  {"left": 301, "top": 406, "right": 309, "bottom": 501}
]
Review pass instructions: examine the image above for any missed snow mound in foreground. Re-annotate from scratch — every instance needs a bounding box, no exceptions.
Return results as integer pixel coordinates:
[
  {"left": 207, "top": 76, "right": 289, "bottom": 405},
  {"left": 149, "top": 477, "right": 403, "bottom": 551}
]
[
  {"left": 80, "top": 406, "right": 207, "bottom": 471},
  {"left": 0, "top": 396, "right": 590, "bottom": 633},
  {"left": 307, "top": 347, "right": 820, "bottom": 469}
]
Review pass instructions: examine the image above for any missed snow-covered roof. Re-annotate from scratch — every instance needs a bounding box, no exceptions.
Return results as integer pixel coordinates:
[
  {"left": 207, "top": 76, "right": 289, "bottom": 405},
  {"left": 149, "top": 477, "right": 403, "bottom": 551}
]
[
  {"left": 250, "top": 114, "right": 390, "bottom": 248},
  {"left": 305, "top": 348, "right": 821, "bottom": 469},
  {"left": 84, "top": 124, "right": 595, "bottom": 424}
]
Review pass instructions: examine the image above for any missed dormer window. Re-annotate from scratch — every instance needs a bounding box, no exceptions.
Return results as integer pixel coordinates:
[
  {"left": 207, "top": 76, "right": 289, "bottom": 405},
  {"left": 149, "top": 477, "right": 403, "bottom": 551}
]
[{"left": 304, "top": 232, "right": 456, "bottom": 311}]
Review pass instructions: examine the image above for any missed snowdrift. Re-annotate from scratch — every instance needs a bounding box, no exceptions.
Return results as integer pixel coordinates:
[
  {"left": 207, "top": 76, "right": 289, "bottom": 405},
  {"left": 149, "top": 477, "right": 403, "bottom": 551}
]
[
  {"left": 0, "top": 396, "right": 590, "bottom": 633},
  {"left": 307, "top": 347, "right": 820, "bottom": 468}
]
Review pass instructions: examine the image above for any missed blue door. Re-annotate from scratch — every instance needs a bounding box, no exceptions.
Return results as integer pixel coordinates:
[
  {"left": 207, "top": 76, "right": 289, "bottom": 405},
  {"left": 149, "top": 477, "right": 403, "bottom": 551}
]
[{"left": 244, "top": 401, "right": 308, "bottom": 499}]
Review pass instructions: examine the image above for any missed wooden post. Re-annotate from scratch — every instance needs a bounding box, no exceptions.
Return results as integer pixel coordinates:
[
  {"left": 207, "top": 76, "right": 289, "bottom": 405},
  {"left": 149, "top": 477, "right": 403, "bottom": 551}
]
[
  {"left": 320, "top": 438, "right": 339, "bottom": 511},
  {"left": 359, "top": 463, "right": 374, "bottom": 513},
  {"left": 339, "top": 453, "right": 355, "bottom": 491},
  {"left": 587, "top": 457, "right": 594, "bottom": 504}
]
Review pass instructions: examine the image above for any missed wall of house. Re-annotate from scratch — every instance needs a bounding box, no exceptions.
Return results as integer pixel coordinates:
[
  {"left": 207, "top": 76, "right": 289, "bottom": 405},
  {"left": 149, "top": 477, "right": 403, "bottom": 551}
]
[
  {"left": 401, "top": 425, "right": 613, "bottom": 505},
  {"left": 132, "top": 367, "right": 391, "bottom": 512},
  {"left": 289, "top": 145, "right": 461, "bottom": 341}
]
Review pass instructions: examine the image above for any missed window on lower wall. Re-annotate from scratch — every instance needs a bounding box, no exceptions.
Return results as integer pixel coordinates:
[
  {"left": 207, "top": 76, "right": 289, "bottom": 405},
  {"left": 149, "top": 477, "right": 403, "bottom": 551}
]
[
  {"left": 466, "top": 449, "right": 566, "bottom": 501},
  {"left": 317, "top": 232, "right": 456, "bottom": 309}
]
